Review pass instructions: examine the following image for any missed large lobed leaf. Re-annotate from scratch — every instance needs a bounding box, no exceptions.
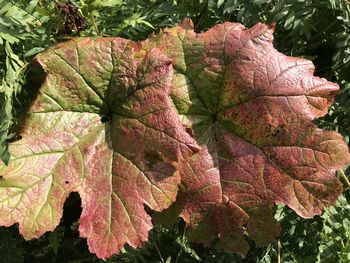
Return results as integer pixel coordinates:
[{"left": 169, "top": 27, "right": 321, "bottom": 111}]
[
  {"left": 0, "top": 38, "right": 199, "bottom": 259},
  {"left": 145, "top": 20, "right": 350, "bottom": 253},
  {"left": 0, "top": 20, "right": 349, "bottom": 258}
]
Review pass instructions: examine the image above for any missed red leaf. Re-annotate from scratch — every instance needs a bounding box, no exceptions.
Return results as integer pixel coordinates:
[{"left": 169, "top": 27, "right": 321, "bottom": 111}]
[{"left": 146, "top": 21, "right": 350, "bottom": 253}]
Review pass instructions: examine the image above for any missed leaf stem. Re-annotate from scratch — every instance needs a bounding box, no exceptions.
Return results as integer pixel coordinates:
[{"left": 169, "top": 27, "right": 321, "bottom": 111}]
[
  {"left": 155, "top": 242, "right": 165, "bottom": 263},
  {"left": 175, "top": 225, "right": 187, "bottom": 263},
  {"left": 277, "top": 239, "right": 281, "bottom": 263},
  {"left": 339, "top": 169, "right": 350, "bottom": 189},
  {"left": 89, "top": 14, "right": 100, "bottom": 35}
]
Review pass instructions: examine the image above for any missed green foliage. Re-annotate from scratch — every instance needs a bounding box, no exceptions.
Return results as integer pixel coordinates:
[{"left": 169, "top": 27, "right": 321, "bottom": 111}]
[
  {"left": 0, "top": 0, "right": 349, "bottom": 262},
  {"left": 0, "top": 227, "right": 24, "bottom": 263},
  {"left": 0, "top": 0, "right": 56, "bottom": 164},
  {"left": 274, "top": 189, "right": 350, "bottom": 263}
]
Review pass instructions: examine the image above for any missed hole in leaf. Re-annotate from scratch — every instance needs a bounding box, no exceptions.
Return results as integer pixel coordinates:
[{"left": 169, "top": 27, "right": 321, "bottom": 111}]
[
  {"left": 65, "top": 181, "right": 69, "bottom": 184},
  {"left": 61, "top": 192, "right": 82, "bottom": 238},
  {"left": 145, "top": 150, "right": 164, "bottom": 167},
  {"left": 184, "top": 126, "right": 195, "bottom": 138},
  {"left": 144, "top": 150, "right": 176, "bottom": 181},
  {"left": 101, "top": 114, "right": 112, "bottom": 123},
  {"left": 7, "top": 135, "right": 22, "bottom": 143}
]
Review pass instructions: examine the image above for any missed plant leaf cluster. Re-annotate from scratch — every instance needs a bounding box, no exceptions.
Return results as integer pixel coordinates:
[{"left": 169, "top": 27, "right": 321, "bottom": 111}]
[{"left": 0, "top": 0, "right": 349, "bottom": 262}]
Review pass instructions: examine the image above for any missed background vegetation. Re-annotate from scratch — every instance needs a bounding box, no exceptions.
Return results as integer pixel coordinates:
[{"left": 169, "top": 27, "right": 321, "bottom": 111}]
[{"left": 0, "top": 0, "right": 349, "bottom": 262}]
